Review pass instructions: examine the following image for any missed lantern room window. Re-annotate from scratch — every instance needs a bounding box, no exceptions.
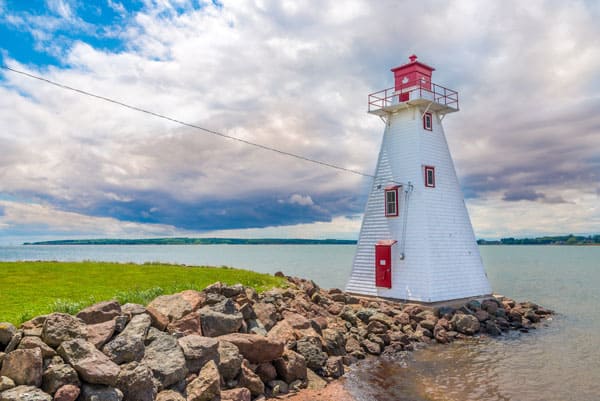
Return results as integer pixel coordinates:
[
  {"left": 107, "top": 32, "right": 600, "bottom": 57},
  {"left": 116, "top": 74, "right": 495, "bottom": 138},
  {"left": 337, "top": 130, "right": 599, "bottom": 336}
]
[
  {"left": 423, "top": 112, "right": 433, "bottom": 131},
  {"left": 424, "top": 166, "right": 435, "bottom": 187},
  {"left": 384, "top": 186, "right": 399, "bottom": 217}
]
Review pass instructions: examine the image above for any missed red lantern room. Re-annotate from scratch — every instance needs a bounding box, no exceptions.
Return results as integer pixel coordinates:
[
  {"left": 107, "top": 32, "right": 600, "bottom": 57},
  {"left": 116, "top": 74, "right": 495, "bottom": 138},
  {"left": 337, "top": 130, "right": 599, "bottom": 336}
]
[{"left": 391, "top": 54, "right": 435, "bottom": 101}]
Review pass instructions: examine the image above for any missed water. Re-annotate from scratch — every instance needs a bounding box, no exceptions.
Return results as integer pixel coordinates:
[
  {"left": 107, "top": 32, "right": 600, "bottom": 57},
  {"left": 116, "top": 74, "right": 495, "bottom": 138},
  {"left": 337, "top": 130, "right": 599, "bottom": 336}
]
[{"left": 1, "top": 244, "right": 599, "bottom": 400}]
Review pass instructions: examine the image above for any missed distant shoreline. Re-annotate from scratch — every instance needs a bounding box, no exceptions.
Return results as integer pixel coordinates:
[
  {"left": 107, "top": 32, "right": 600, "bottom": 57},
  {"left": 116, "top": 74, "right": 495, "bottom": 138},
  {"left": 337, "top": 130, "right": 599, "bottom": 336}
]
[{"left": 22, "top": 237, "right": 358, "bottom": 246}]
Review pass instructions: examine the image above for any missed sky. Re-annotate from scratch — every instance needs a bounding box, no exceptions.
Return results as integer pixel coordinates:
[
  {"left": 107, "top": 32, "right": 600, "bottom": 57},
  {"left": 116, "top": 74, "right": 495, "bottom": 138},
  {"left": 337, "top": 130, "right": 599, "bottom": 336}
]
[{"left": 0, "top": 0, "right": 599, "bottom": 244}]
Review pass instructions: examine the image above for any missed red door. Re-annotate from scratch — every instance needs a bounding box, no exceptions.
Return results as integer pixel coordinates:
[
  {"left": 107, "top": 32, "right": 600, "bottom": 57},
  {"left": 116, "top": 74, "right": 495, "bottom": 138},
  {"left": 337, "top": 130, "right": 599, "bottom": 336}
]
[{"left": 375, "top": 241, "right": 395, "bottom": 288}]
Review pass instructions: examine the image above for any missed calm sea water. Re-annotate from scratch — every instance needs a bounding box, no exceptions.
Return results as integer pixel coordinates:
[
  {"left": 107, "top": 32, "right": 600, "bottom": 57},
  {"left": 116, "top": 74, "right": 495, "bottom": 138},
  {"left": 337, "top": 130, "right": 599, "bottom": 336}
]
[{"left": 1, "top": 244, "right": 599, "bottom": 400}]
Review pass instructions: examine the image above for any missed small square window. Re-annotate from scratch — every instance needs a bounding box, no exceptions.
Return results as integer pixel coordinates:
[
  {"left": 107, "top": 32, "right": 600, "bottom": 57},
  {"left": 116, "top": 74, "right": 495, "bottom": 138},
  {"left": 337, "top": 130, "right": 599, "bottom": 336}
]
[
  {"left": 424, "top": 166, "right": 435, "bottom": 188},
  {"left": 384, "top": 187, "right": 399, "bottom": 217},
  {"left": 423, "top": 112, "right": 433, "bottom": 131}
]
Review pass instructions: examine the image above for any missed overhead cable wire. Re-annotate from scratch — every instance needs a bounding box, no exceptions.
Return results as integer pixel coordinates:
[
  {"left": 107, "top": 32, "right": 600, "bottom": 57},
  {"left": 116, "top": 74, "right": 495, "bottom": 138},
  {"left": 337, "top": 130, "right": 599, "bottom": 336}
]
[{"left": 0, "top": 64, "right": 381, "bottom": 180}]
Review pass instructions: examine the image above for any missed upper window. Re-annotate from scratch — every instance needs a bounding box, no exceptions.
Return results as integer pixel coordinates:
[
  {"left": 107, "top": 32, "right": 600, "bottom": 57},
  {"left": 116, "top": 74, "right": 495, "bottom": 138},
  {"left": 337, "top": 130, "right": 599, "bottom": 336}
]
[
  {"left": 424, "top": 166, "right": 435, "bottom": 188},
  {"left": 423, "top": 112, "right": 433, "bottom": 131},
  {"left": 385, "top": 187, "right": 399, "bottom": 217}
]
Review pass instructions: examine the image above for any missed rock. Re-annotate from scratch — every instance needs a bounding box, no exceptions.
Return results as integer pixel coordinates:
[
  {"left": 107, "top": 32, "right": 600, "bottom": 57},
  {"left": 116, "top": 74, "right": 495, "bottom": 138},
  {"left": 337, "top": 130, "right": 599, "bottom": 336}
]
[
  {"left": 217, "top": 334, "right": 284, "bottom": 364},
  {"left": 255, "top": 363, "right": 277, "bottom": 383},
  {"left": 121, "top": 303, "right": 147, "bottom": 317},
  {"left": 481, "top": 299, "right": 499, "bottom": 315},
  {"left": 433, "top": 326, "right": 449, "bottom": 343},
  {"left": 238, "top": 303, "right": 255, "bottom": 321},
  {"left": 0, "top": 376, "right": 15, "bottom": 392},
  {"left": 295, "top": 337, "right": 326, "bottom": 371},
  {"left": 273, "top": 349, "right": 306, "bottom": 383},
  {"left": 466, "top": 300, "right": 481, "bottom": 311},
  {"left": 199, "top": 301, "right": 244, "bottom": 337},
  {"left": 78, "top": 384, "right": 123, "bottom": 401},
  {"left": 253, "top": 304, "right": 277, "bottom": 331},
  {"left": 340, "top": 310, "right": 358, "bottom": 326},
  {"left": 113, "top": 316, "right": 129, "bottom": 333},
  {"left": 222, "top": 284, "right": 245, "bottom": 299},
  {"left": 102, "top": 313, "right": 151, "bottom": 364},
  {"left": 238, "top": 360, "right": 264, "bottom": 397},
  {"left": 177, "top": 335, "right": 219, "bottom": 373},
  {"left": 281, "top": 312, "right": 310, "bottom": 330},
  {"left": 474, "top": 310, "right": 491, "bottom": 322},
  {"left": 525, "top": 310, "right": 541, "bottom": 323},
  {"left": 344, "top": 336, "right": 363, "bottom": 357},
  {"left": 420, "top": 319, "right": 437, "bottom": 331},
  {"left": 369, "top": 313, "right": 393, "bottom": 327},
  {"left": 435, "top": 306, "right": 456, "bottom": 319},
  {"left": 0, "top": 348, "right": 43, "bottom": 386},
  {"left": 451, "top": 314, "right": 480, "bottom": 335},
  {"left": 86, "top": 320, "right": 116, "bottom": 349},
  {"left": 141, "top": 330, "right": 187, "bottom": 390},
  {"left": 17, "top": 337, "right": 56, "bottom": 358},
  {"left": 367, "top": 320, "right": 388, "bottom": 335},
  {"left": 41, "top": 363, "right": 79, "bottom": 395},
  {"left": 394, "top": 312, "right": 411, "bottom": 326},
  {"left": 305, "top": 369, "right": 327, "bottom": 390},
  {"left": 266, "top": 320, "right": 296, "bottom": 344},
  {"left": 322, "top": 328, "right": 346, "bottom": 356},
  {"left": 145, "top": 306, "right": 169, "bottom": 331},
  {"left": 221, "top": 388, "right": 251, "bottom": 401},
  {"left": 167, "top": 311, "right": 202, "bottom": 337},
  {"left": 147, "top": 291, "right": 204, "bottom": 323},
  {"left": 485, "top": 321, "right": 502, "bottom": 336},
  {"left": 508, "top": 309, "right": 523, "bottom": 323},
  {"left": 155, "top": 390, "right": 185, "bottom": 401},
  {"left": 52, "top": 385, "right": 79, "bottom": 401},
  {"left": 361, "top": 339, "right": 381, "bottom": 355},
  {"left": 76, "top": 301, "right": 121, "bottom": 325},
  {"left": 218, "top": 341, "right": 242, "bottom": 381},
  {"left": 267, "top": 380, "right": 288, "bottom": 396},
  {"left": 0, "top": 324, "right": 16, "bottom": 347},
  {"left": 40, "top": 314, "right": 86, "bottom": 349},
  {"left": 324, "top": 356, "right": 344, "bottom": 378},
  {"left": 185, "top": 360, "right": 220, "bottom": 401},
  {"left": 57, "top": 339, "right": 119, "bottom": 386},
  {"left": 0, "top": 386, "right": 51, "bottom": 401},
  {"left": 116, "top": 362, "right": 157, "bottom": 401}
]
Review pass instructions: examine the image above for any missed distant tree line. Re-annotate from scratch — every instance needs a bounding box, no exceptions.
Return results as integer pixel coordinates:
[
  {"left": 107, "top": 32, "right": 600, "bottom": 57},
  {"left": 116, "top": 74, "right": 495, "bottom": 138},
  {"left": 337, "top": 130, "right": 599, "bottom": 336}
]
[
  {"left": 24, "top": 237, "right": 358, "bottom": 246},
  {"left": 477, "top": 234, "right": 600, "bottom": 245}
]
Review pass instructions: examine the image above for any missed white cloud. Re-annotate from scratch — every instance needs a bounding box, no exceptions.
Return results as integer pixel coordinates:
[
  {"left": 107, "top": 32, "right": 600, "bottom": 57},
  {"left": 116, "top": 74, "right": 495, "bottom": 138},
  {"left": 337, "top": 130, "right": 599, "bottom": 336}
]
[{"left": 289, "top": 194, "right": 314, "bottom": 206}]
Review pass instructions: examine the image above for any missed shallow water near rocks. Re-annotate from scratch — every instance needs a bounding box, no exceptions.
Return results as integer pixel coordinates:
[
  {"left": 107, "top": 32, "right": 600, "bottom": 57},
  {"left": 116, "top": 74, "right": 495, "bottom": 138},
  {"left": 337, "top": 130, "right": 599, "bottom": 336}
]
[{"left": 1, "top": 245, "right": 599, "bottom": 400}]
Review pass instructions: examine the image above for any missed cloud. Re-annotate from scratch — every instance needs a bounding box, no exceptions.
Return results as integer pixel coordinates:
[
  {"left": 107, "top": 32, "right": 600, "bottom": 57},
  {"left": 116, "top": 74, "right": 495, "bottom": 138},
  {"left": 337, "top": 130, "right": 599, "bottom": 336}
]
[
  {"left": 0, "top": 0, "right": 599, "bottom": 240},
  {"left": 288, "top": 194, "right": 314, "bottom": 206}
]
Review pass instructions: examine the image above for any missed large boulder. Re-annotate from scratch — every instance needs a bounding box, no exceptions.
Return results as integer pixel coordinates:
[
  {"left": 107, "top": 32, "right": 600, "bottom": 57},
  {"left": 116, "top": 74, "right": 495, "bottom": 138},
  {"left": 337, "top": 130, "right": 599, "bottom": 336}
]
[
  {"left": 141, "top": 330, "right": 187, "bottom": 390},
  {"left": 295, "top": 337, "right": 327, "bottom": 371},
  {"left": 86, "top": 319, "right": 117, "bottom": 349},
  {"left": 146, "top": 291, "right": 204, "bottom": 322},
  {"left": 78, "top": 384, "right": 123, "bottom": 401},
  {"left": 253, "top": 303, "right": 277, "bottom": 331},
  {"left": 451, "top": 314, "right": 481, "bottom": 335},
  {"left": 0, "top": 386, "right": 51, "bottom": 401},
  {"left": 166, "top": 311, "right": 202, "bottom": 337},
  {"left": 102, "top": 314, "right": 151, "bottom": 364},
  {"left": 0, "top": 348, "right": 43, "bottom": 386},
  {"left": 238, "top": 360, "right": 264, "bottom": 397},
  {"left": 116, "top": 362, "right": 157, "bottom": 401},
  {"left": 0, "top": 323, "right": 16, "bottom": 348},
  {"left": 218, "top": 341, "right": 243, "bottom": 382},
  {"left": 217, "top": 334, "right": 284, "bottom": 364},
  {"left": 177, "top": 335, "right": 219, "bottom": 373},
  {"left": 41, "top": 363, "right": 79, "bottom": 395},
  {"left": 185, "top": 360, "right": 220, "bottom": 401},
  {"left": 57, "top": 339, "right": 119, "bottom": 386},
  {"left": 76, "top": 301, "right": 121, "bottom": 325},
  {"left": 321, "top": 328, "right": 346, "bottom": 356},
  {"left": 41, "top": 314, "right": 87, "bottom": 348},
  {"left": 20, "top": 316, "right": 46, "bottom": 338},
  {"left": 273, "top": 349, "right": 307, "bottom": 383},
  {"left": 199, "top": 300, "right": 244, "bottom": 337},
  {"left": 17, "top": 337, "right": 56, "bottom": 359}
]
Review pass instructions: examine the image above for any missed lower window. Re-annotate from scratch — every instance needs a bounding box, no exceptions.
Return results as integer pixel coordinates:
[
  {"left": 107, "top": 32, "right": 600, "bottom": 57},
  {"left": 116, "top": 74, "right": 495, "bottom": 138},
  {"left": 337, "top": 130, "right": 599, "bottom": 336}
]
[
  {"left": 424, "top": 166, "right": 435, "bottom": 187},
  {"left": 385, "top": 186, "right": 399, "bottom": 217}
]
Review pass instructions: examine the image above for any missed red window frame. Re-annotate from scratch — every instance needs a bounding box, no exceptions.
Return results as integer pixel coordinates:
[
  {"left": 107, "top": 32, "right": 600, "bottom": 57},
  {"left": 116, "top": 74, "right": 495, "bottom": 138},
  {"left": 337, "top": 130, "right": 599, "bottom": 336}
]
[
  {"left": 384, "top": 186, "right": 399, "bottom": 217},
  {"left": 423, "top": 112, "right": 433, "bottom": 131},
  {"left": 424, "top": 166, "right": 435, "bottom": 188}
]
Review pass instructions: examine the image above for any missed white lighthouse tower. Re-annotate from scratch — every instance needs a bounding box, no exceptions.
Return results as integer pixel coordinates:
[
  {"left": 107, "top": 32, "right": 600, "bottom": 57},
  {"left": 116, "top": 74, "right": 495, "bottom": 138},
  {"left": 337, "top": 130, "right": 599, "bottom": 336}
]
[{"left": 346, "top": 55, "right": 491, "bottom": 303}]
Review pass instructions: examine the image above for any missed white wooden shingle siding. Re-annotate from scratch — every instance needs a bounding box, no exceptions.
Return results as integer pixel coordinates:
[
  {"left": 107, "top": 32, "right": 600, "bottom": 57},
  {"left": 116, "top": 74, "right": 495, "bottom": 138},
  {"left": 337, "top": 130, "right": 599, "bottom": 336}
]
[{"left": 346, "top": 107, "right": 491, "bottom": 302}]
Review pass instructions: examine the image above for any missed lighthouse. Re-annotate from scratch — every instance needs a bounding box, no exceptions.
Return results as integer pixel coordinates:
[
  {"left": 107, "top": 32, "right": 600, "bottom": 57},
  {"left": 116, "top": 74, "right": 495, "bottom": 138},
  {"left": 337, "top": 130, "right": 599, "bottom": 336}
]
[{"left": 346, "top": 55, "right": 491, "bottom": 303}]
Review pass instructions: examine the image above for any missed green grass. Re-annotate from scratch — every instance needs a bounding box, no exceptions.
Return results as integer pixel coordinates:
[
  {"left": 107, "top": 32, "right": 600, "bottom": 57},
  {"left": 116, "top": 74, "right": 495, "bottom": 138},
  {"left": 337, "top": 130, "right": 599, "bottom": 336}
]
[{"left": 0, "top": 261, "right": 286, "bottom": 325}]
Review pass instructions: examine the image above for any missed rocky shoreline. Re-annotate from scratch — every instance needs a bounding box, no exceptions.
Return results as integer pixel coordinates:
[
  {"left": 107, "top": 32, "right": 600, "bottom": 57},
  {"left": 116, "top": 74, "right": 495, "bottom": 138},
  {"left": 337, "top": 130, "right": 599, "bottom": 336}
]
[{"left": 0, "top": 274, "right": 553, "bottom": 401}]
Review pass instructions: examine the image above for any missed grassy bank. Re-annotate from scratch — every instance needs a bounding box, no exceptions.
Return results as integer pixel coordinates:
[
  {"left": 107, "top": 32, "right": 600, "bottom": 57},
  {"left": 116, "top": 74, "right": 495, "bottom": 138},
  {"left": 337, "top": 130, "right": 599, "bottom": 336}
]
[{"left": 0, "top": 261, "right": 286, "bottom": 325}]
